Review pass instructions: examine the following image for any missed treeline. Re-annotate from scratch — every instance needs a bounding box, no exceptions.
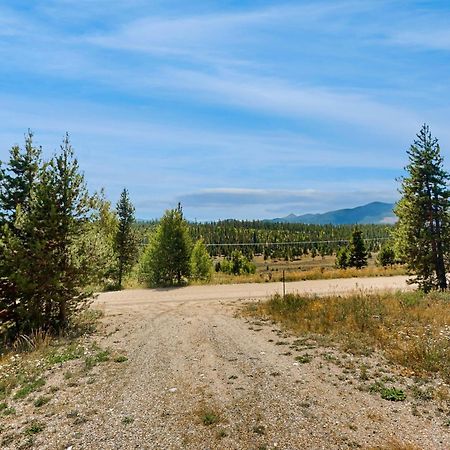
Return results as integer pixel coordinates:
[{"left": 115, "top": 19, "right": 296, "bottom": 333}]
[{"left": 187, "top": 220, "right": 392, "bottom": 259}]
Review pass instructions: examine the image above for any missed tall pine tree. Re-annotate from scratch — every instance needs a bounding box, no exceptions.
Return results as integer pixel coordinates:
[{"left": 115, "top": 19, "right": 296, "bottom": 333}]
[
  {"left": 394, "top": 124, "right": 450, "bottom": 292},
  {"left": 114, "top": 188, "right": 138, "bottom": 289}
]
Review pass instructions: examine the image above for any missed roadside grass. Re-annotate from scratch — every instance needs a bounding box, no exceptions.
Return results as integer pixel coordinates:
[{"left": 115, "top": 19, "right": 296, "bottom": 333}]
[
  {"left": 0, "top": 308, "right": 110, "bottom": 403},
  {"left": 246, "top": 290, "right": 450, "bottom": 382}
]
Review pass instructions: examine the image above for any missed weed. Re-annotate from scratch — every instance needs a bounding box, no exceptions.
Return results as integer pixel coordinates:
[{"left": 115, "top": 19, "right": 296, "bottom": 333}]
[
  {"left": 252, "top": 424, "right": 265, "bottom": 435},
  {"left": 295, "top": 354, "right": 312, "bottom": 364},
  {"left": 201, "top": 410, "right": 219, "bottom": 426},
  {"left": 12, "top": 330, "right": 51, "bottom": 353},
  {"left": 2, "top": 406, "right": 16, "bottom": 416},
  {"left": 410, "top": 385, "right": 433, "bottom": 401},
  {"left": 380, "top": 387, "right": 407, "bottom": 402},
  {"left": 122, "top": 416, "right": 134, "bottom": 425},
  {"left": 34, "top": 396, "right": 51, "bottom": 407},
  {"left": 24, "top": 421, "right": 44, "bottom": 435},
  {"left": 46, "top": 343, "right": 84, "bottom": 365},
  {"left": 359, "top": 364, "right": 369, "bottom": 381},
  {"left": 217, "top": 429, "right": 227, "bottom": 438},
  {"left": 114, "top": 356, "right": 128, "bottom": 363},
  {"left": 84, "top": 349, "right": 110, "bottom": 370}
]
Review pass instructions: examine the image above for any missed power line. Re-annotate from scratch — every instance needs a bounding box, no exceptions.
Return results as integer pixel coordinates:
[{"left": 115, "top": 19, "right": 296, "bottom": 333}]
[{"left": 204, "top": 237, "right": 389, "bottom": 247}]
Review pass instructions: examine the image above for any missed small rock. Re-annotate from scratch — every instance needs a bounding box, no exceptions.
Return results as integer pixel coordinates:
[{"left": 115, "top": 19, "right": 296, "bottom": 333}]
[{"left": 168, "top": 387, "right": 177, "bottom": 393}]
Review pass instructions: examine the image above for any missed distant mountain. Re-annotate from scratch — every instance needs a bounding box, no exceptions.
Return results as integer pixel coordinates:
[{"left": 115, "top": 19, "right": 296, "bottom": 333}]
[{"left": 271, "top": 202, "right": 396, "bottom": 225}]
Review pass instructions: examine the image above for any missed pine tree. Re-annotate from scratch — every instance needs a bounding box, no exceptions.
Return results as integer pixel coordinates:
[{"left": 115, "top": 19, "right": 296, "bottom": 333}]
[
  {"left": 377, "top": 244, "right": 396, "bottom": 267},
  {"left": 394, "top": 124, "right": 450, "bottom": 291},
  {"left": 139, "top": 204, "right": 192, "bottom": 286},
  {"left": 114, "top": 188, "right": 138, "bottom": 288},
  {"left": 22, "top": 133, "right": 94, "bottom": 329},
  {"left": 335, "top": 246, "right": 349, "bottom": 269},
  {"left": 0, "top": 130, "right": 41, "bottom": 226},
  {"left": 190, "top": 239, "right": 213, "bottom": 281},
  {"left": 2, "top": 134, "right": 95, "bottom": 334},
  {"left": 0, "top": 131, "right": 42, "bottom": 340},
  {"left": 348, "top": 229, "right": 368, "bottom": 269}
]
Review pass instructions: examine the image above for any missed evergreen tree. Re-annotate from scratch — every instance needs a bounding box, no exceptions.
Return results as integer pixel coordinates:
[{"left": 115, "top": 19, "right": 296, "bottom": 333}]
[
  {"left": 0, "top": 131, "right": 42, "bottom": 341},
  {"left": 348, "top": 229, "right": 368, "bottom": 269},
  {"left": 0, "top": 130, "right": 41, "bottom": 225},
  {"left": 81, "top": 190, "right": 118, "bottom": 288},
  {"left": 335, "top": 246, "right": 349, "bottom": 269},
  {"left": 1, "top": 133, "right": 96, "bottom": 336},
  {"left": 377, "top": 244, "right": 396, "bottom": 267},
  {"left": 140, "top": 204, "right": 191, "bottom": 286},
  {"left": 114, "top": 188, "right": 138, "bottom": 288},
  {"left": 394, "top": 124, "right": 450, "bottom": 291},
  {"left": 190, "top": 239, "right": 213, "bottom": 281}
]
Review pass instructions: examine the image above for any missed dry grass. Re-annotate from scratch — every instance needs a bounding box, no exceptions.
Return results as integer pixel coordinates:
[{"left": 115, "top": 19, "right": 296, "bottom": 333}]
[
  {"left": 209, "top": 265, "right": 406, "bottom": 285},
  {"left": 247, "top": 290, "right": 450, "bottom": 382},
  {"left": 0, "top": 308, "right": 104, "bottom": 402}
]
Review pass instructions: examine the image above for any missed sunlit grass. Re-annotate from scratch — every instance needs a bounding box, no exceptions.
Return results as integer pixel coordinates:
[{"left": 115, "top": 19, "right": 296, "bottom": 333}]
[
  {"left": 246, "top": 290, "right": 450, "bottom": 382},
  {"left": 208, "top": 265, "right": 406, "bottom": 285}
]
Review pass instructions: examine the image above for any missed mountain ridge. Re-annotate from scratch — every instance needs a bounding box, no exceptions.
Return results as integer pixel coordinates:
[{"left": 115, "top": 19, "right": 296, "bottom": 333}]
[{"left": 271, "top": 201, "right": 396, "bottom": 225}]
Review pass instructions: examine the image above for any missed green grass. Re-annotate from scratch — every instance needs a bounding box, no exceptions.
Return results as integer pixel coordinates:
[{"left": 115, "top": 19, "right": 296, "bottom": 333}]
[
  {"left": 46, "top": 343, "right": 84, "bottom": 365},
  {"left": 201, "top": 410, "right": 219, "bottom": 426},
  {"left": 24, "top": 421, "right": 44, "bottom": 435},
  {"left": 34, "top": 396, "right": 51, "bottom": 408},
  {"left": 295, "top": 354, "right": 312, "bottom": 364},
  {"left": 380, "top": 387, "right": 406, "bottom": 402},
  {"left": 84, "top": 349, "right": 110, "bottom": 370},
  {"left": 14, "top": 378, "right": 45, "bottom": 400}
]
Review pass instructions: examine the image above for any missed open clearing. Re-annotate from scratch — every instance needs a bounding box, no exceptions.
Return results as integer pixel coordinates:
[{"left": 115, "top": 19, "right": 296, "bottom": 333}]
[{"left": 3, "top": 275, "right": 450, "bottom": 449}]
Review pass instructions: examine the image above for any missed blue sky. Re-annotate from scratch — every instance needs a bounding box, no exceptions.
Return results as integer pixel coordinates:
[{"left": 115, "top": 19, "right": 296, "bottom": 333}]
[{"left": 0, "top": 0, "right": 449, "bottom": 220}]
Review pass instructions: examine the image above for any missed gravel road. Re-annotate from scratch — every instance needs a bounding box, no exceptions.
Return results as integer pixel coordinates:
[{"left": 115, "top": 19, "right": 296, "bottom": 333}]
[{"left": 35, "top": 275, "right": 449, "bottom": 449}]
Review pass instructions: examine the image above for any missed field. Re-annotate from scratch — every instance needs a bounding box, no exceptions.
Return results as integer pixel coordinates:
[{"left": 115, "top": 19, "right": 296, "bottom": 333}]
[{"left": 207, "top": 253, "right": 406, "bottom": 285}]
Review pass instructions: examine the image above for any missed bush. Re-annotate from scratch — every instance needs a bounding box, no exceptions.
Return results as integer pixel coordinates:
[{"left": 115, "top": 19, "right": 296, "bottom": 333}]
[
  {"left": 190, "top": 239, "right": 213, "bottom": 281},
  {"left": 220, "top": 250, "right": 256, "bottom": 275}
]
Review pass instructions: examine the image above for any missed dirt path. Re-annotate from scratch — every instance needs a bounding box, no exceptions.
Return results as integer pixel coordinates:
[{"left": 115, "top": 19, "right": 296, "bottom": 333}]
[
  {"left": 27, "top": 275, "right": 449, "bottom": 449},
  {"left": 94, "top": 275, "right": 411, "bottom": 311}
]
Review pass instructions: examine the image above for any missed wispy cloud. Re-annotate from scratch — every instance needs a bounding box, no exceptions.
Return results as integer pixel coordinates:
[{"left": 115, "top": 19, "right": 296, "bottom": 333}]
[
  {"left": 0, "top": 1, "right": 449, "bottom": 220},
  {"left": 156, "top": 68, "right": 425, "bottom": 136},
  {"left": 178, "top": 187, "right": 397, "bottom": 219},
  {"left": 389, "top": 29, "right": 450, "bottom": 51}
]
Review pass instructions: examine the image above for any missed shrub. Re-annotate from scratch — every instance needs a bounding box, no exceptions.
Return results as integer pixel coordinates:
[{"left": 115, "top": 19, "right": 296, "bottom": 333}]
[{"left": 190, "top": 239, "right": 213, "bottom": 281}]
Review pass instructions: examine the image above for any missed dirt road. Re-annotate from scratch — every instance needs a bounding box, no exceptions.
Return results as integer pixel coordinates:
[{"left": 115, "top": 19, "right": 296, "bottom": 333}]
[
  {"left": 38, "top": 276, "right": 449, "bottom": 449},
  {"left": 94, "top": 275, "right": 411, "bottom": 311}
]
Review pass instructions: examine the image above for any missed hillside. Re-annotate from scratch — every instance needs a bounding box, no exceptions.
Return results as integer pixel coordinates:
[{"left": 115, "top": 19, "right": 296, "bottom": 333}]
[{"left": 272, "top": 202, "right": 396, "bottom": 225}]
